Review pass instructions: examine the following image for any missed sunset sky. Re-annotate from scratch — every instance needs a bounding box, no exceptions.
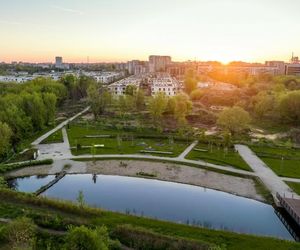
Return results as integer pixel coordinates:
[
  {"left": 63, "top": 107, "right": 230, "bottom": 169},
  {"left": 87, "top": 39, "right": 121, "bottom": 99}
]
[{"left": 1, "top": 0, "right": 299, "bottom": 63}]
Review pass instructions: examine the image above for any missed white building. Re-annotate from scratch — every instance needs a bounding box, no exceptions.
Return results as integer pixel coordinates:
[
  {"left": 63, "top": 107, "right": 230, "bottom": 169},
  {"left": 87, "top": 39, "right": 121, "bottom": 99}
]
[
  {"left": 108, "top": 75, "right": 142, "bottom": 95},
  {"left": 150, "top": 73, "right": 181, "bottom": 96},
  {"left": 83, "top": 71, "right": 125, "bottom": 84}
]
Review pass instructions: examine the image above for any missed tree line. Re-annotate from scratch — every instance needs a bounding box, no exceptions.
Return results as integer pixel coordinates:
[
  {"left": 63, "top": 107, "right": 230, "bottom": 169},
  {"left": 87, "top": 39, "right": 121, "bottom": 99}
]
[{"left": 0, "top": 75, "right": 96, "bottom": 159}]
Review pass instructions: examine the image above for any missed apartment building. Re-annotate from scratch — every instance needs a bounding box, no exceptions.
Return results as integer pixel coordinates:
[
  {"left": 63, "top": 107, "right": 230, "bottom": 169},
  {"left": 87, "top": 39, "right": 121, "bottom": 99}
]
[
  {"left": 149, "top": 55, "right": 171, "bottom": 73},
  {"left": 108, "top": 75, "right": 143, "bottom": 95},
  {"left": 150, "top": 73, "right": 181, "bottom": 96}
]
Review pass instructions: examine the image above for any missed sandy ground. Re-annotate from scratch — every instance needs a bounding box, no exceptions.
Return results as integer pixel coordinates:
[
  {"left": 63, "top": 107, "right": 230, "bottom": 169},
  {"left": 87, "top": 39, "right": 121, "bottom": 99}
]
[{"left": 6, "top": 159, "right": 264, "bottom": 202}]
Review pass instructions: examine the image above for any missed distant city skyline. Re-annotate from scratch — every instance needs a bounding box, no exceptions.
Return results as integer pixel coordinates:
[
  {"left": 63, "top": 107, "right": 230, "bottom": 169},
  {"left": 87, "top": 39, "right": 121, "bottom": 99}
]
[{"left": 1, "top": 0, "right": 300, "bottom": 63}]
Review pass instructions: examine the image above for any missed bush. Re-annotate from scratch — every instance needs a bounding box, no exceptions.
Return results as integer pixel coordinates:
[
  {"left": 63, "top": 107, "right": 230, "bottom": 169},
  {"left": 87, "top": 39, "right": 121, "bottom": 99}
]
[
  {"left": 5, "top": 217, "right": 37, "bottom": 249},
  {"left": 64, "top": 225, "right": 109, "bottom": 250},
  {"left": 0, "top": 159, "right": 53, "bottom": 174}
]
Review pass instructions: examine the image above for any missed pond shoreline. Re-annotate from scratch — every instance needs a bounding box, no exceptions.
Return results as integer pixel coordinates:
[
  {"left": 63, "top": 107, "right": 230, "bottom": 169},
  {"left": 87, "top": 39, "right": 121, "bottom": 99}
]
[{"left": 5, "top": 159, "right": 265, "bottom": 202}]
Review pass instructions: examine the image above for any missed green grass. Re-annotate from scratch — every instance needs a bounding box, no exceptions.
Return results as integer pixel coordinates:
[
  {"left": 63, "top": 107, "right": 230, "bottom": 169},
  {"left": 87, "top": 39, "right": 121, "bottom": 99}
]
[
  {"left": 186, "top": 143, "right": 252, "bottom": 171},
  {"left": 251, "top": 145, "right": 300, "bottom": 178},
  {"left": 285, "top": 181, "right": 300, "bottom": 195},
  {"left": 67, "top": 125, "right": 190, "bottom": 157},
  {"left": 251, "top": 118, "right": 291, "bottom": 134},
  {"left": 0, "top": 190, "right": 299, "bottom": 250},
  {"left": 41, "top": 129, "right": 63, "bottom": 144}
]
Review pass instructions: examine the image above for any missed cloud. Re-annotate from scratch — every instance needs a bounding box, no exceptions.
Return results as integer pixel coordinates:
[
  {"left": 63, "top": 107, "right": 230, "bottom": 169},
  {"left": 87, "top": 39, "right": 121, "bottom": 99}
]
[{"left": 52, "top": 5, "right": 84, "bottom": 15}]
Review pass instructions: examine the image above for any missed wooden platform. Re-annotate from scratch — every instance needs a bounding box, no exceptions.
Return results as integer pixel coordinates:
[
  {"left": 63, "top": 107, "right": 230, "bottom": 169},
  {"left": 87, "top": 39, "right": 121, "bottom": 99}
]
[{"left": 277, "top": 193, "right": 300, "bottom": 227}]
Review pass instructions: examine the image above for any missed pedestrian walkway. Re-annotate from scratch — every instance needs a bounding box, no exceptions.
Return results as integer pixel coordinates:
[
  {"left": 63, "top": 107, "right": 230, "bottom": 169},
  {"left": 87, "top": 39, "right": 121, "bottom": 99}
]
[
  {"left": 176, "top": 140, "right": 198, "bottom": 160},
  {"left": 32, "top": 106, "right": 90, "bottom": 146},
  {"left": 235, "top": 144, "right": 300, "bottom": 200},
  {"left": 36, "top": 127, "right": 72, "bottom": 160}
]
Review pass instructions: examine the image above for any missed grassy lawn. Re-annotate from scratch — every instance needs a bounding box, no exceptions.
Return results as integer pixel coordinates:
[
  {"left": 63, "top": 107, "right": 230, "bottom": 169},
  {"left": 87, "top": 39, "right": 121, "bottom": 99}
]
[
  {"left": 251, "top": 118, "right": 291, "bottom": 134},
  {"left": 0, "top": 190, "right": 299, "bottom": 250},
  {"left": 285, "top": 181, "right": 300, "bottom": 195},
  {"left": 67, "top": 125, "right": 190, "bottom": 157},
  {"left": 41, "top": 129, "right": 63, "bottom": 144},
  {"left": 186, "top": 143, "right": 252, "bottom": 171},
  {"left": 251, "top": 145, "right": 300, "bottom": 178}
]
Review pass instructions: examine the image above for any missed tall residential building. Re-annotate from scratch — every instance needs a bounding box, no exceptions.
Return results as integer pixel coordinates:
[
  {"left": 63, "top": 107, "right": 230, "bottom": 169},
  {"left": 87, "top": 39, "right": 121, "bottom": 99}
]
[
  {"left": 55, "top": 56, "right": 63, "bottom": 68},
  {"left": 127, "top": 60, "right": 140, "bottom": 74},
  {"left": 149, "top": 55, "right": 171, "bottom": 73}
]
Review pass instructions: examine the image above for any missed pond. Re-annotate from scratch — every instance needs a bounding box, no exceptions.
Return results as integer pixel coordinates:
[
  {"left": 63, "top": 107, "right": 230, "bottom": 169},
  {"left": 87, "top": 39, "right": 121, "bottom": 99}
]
[
  {"left": 8, "top": 175, "right": 56, "bottom": 193},
  {"left": 9, "top": 174, "right": 293, "bottom": 240}
]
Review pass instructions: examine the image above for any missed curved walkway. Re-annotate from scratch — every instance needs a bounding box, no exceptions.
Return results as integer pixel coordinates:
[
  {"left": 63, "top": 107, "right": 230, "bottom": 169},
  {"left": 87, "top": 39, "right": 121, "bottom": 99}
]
[{"left": 71, "top": 153, "right": 255, "bottom": 176}]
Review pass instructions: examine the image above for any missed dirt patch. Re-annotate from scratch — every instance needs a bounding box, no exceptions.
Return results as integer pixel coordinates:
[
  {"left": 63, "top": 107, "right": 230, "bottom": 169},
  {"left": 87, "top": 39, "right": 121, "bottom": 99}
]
[{"left": 86, "top": 160, "right": 264, "bottom": 201}]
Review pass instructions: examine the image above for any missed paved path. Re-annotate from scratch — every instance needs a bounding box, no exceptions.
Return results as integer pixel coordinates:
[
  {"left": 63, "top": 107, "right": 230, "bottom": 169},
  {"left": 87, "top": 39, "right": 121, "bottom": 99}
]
[
  {"left": 72, "top": 153, "right": 255, "bottom": 176},
  {"left": 36, "top": 127, "right": 72, "bottom": 160},
  {"left": 235, "top": 144, "right": 300, "bottom": 200},
  {"left": 281, "top": 177, "right": 300, "bottom": 183},
  {"left": 32, "top": 106, "right": 90, "bottom": 146},
  {"left": 177, "top": 140, "right": 198, "bottom": 160}
]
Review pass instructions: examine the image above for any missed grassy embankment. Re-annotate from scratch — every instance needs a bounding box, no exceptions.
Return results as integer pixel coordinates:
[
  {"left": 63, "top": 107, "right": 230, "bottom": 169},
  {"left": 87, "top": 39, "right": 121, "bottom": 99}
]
[
  {"left": 186, "top": 143, "right": 252, "bottom": 171},
  {"left": 0, "top": 189, "right": 299, "bottom": 250},
  {"left": 250, "top": 145, "right": 300, "bottom": 178}
]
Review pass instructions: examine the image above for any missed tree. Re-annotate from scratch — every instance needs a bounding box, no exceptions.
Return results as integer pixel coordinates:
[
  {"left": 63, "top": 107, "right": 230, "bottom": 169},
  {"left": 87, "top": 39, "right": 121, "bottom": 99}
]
[
  {"left": 6, "top": 217, "right": 37, "bottom": 249},
  {"left": 184, "top": 78, "right": 197, "bottom": 95},
  {"left": 60, "top": 74, "right": 78, "bottom": 99},
  {"left": 279, "top": 90, "right": 300, "bottom": 124},
  {"left": 134, "top": 89, "right": 145, "bottom": 111},
  {"left": 118, "top": 95, "right": 135, "bottom": 119},
  {"left": 252, "top": 91, "right": 277, "bottom": 118},
  {"left": 21, "top": 92, "right": 47, "bottom": 130},
  {"left": 125, "top": 84, "right": 137, "bottom": 96},
  {"left": 217, "top": 106, "right": 251, "bottom": 135},
  {"left": 0, "top": 122, "right": 12, "bottom": 157},
  {"left": 172, "top": 93, "right": 192, "bottom": 127},
  {"left": 148, "top": 92, "right": 168, "bottom": 127},
  {"left": 190, "top": 89, "right": 205, "bottom": 101},
  {"left": 43, "top": 92, "right": 57, "bottom": 125},
  {"left": 184, "top": 68, "right": 198, "bottom": 94},
  {"left": 87, "top": 84, "right": 112, "bottom": 119},
  {"left": 64, "top": 225, "right": 109, "bottom": 250},
  {"left": 0, "top": 103, "right": 32, "bottom": 147}
]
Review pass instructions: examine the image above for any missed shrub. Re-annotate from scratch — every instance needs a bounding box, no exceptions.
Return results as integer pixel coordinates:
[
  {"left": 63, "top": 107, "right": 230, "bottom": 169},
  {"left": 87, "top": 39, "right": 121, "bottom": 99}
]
[
  {"left": 5, "top": 217, "right": 37, "bottom": 249},
  {"left": 64, "top": 225, "right": 109, "bottom": 250},
  {"left": 0, "top": 159, "right": 53, "bottom": 174}
]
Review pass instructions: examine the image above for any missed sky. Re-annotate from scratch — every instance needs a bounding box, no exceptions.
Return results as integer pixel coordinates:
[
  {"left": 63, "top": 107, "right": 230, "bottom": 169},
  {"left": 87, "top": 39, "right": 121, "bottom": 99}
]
[{"left": 0, "top": 0, "right": 300, "bottom": 63}]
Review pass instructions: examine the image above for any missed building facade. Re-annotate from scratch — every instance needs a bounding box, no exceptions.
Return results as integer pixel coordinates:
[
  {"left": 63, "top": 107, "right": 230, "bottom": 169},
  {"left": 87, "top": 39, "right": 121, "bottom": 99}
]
[{"left": 149, "top": 55, "right": 171, "bottom": 73}]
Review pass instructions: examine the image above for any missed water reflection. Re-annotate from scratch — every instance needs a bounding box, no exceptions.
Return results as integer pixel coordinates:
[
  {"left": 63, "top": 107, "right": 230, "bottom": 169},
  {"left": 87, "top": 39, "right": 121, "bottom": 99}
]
[{"left": 11, "top": 174, "right": 293, "bottom": 240}]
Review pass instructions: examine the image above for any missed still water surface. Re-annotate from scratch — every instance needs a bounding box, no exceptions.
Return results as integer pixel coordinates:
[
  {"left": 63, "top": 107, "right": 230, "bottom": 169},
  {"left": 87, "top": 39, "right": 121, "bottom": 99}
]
[{"left": 10, "top": 174, "right": 293, "bottom": 240}]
